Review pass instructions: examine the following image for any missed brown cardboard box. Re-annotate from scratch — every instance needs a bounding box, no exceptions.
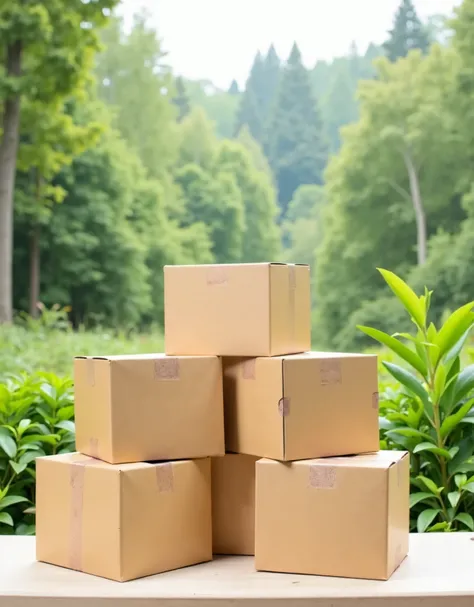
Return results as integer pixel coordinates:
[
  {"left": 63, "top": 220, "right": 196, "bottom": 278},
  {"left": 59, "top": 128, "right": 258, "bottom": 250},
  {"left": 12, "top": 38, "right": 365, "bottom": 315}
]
[
  {"left": 36, "top": 453, "right": 212, "bottom": 582},
  {"left": 74, "top": 354, "right": 224, "bottom": 464},
  {"left": 164, "top": 263, "right": 311, "bottom": 356},
  {"left": 211, "top": 454, "right": 258, "bottom": 555},
  {"left": 223, "top": 352, "right": 379, "bottom": 461},
  {"left": 255, "top": 451, "right": 410, "bottom": 581}
]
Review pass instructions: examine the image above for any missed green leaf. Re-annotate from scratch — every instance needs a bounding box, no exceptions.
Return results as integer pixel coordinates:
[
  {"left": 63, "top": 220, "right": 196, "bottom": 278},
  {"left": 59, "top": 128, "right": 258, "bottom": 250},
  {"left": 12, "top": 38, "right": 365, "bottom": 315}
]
[
  {"left": 449, "top": 446, "right": 459, "bottom": 459},
  {"left": 434, "top": 302, "right": 474, "bottom": 363},
  {"left": 386, "top": 427, "right": 432, "bottom": 441},
  {"left": 413, "top": 442, "right": 452, "bottom": 459},
  {"left": 417, "top": 509, "right": 441, "bottom": 533},
  {"left": 417, "top": 475, "right": 443, "bottom": 496},
  {"left": 434, "top": 364, "right": 448, "bottom": 404},
  {"left": 21, "top": 434, "right": 59, "bottom": 446},
  {"left": 0, "top": 496, "right": 28, "bottom": 511},
  {"left": 18, "top": 450, "right": 40, "bottom": 466},
  {"left": 455, "top": 474, "right": 467, "bottom": 488},
  {"left": 378, "top": 268, "right": 425, "bottom": 328},
  {"left": 455, "top": 513, "right": 474, "bottom": 531},
  {"left": 55, "top": 420, "right": 75, "bottom": 433},
  {"left": 453, "top": 365, "right": 474, "bottom": 404},
  {"left": 17, "top": 419, "right": 31, "bottom": 435},
  {"left": 0, "top": 512, "right": 14, "bottom": 527},
  {"left": 460, "top": 417, "right": 474, "bottom": 425},
  {"left": 409, "top": 492, "right": 436, "bottom": 508},
  {"left": 463, "top": 482, "right": 474, "bottom": 494},
  {"left": 427, "top": 522, "right": 450, "bottom": 532},
  {"left": 9, "top": 461, "right": 27, "bottom": 475},
  {"left": 448, "top": 491, "right": 461, "bottom": 508},
  {"left": 57, "top": 405, "right": 74, "bottom": 421},
  {"left": 357, "top": 326, "right": 427, "bottom": 377},
  {"left": 0, "top": 434, "right": 17, "bottom": 459},
  {"left": 440, "top": 399, "right": 474, "bottom": 439},
  {"left": 383, "top": 362, "right": 430, "bottom": 408},
  {"left": 15, "top": 524, "right": 36, "bottom": 536},
  {"left": 446, "top": 329, "right": 472, "bottom": 362}
]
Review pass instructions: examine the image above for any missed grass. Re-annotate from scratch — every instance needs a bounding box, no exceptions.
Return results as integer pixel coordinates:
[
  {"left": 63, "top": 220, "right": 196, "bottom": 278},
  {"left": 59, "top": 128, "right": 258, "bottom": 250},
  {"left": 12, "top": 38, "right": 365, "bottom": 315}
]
[{"left": 0, "top": 318, "right": 164, "bottom": 379}]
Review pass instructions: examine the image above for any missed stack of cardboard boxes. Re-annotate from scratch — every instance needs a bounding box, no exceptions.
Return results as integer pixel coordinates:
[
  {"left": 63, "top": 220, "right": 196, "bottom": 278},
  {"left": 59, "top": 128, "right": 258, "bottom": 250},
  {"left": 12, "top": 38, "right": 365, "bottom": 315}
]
[{"left": 36, "top": 262, "right": 409, "bottom": 583}]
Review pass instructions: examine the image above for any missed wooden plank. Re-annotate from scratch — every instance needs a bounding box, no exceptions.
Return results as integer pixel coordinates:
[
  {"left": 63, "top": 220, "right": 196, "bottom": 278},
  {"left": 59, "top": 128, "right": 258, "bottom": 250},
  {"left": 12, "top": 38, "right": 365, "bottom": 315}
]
[{"left": 0, "top": 534, "right": 473, "bottom": 606}]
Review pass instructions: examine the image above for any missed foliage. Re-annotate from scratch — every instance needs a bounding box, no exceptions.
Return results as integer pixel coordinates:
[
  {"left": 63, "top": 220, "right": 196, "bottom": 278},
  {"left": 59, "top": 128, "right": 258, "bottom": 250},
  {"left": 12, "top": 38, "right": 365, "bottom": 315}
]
[
  {"left": 0, "top": 308, "right": 164, "bottom": 379},
  {"left": 0, "top": 371, "right": 75, "bottom": 534},
  {"left": 359, "top": 269, "right": 474, "bottom": 533},
  {"left": 266, "top": 43, "right": 326, "bottom": 217},
  {"left": 384, "top": 0, "right": 431, "bottom": 61},
  {"left": 315, "top": 45, "right": 465, "bottom": 350}
]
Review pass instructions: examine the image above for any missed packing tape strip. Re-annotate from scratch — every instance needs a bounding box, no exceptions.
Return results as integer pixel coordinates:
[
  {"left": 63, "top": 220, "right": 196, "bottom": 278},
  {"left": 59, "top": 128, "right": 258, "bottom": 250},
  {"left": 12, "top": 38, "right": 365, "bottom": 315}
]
[
  {"left": 69, "top": 457, "right": 95, "bottom": 571},
  {"left": 278, "top": 397, "right": 290, "bottom": 417},
  {"left": 206, "top": 267, "right": 228, "bottom": 286},
  {"left": 155, "top": 463, "right": 174, "bottom": 492},
  {"left": 309, "top": 465, "right": 337, "bottom": 489},
  {"left": 154, "top": 358, "right": 180, "bottom": 380},
  {"left": 373, "top": 392, "right": 380, "bottom": 410},
  {"left": 320, "top": 359, "right": 342, "bottom": 385},
  {"left": 241, "top": 359, "right": 256, "bottom": 380}
]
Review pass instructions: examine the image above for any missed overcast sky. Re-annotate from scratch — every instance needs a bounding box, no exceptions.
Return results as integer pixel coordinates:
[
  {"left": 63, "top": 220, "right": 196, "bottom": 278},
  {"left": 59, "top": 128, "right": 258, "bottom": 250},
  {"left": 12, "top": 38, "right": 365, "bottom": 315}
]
[{"left": 119, "top": 0, "right": 461, "bottom": 88}]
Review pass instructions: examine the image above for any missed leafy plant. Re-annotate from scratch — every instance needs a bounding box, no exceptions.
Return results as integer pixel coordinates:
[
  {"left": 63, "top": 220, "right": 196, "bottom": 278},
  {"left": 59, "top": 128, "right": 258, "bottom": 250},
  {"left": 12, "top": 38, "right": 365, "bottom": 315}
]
[
  {"left": 0, "top": 372, "right": 75, "bottom": 535},
  {"left": 359, "top": 268, "right": 474, "bottom": 533}
]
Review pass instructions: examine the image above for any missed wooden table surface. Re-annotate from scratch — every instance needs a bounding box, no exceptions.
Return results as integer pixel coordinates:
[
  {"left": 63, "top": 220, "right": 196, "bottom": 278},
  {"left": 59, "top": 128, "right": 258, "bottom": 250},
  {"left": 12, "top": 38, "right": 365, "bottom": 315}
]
[{"left": 0, "top": 534, "right": 474, "bottom": 606}]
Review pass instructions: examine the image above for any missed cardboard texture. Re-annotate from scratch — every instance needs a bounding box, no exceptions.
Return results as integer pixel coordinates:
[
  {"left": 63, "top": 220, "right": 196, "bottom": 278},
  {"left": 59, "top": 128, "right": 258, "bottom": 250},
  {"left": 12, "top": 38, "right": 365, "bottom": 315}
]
[
  {"left": 36, "top": 453, "right": 212, "bottom": 582},
  {"left": 211, "top": 454, "right": 258, "bottom": 556},
  {"left": 74, "top": 354, "right": 224, "bottom": 464},
  {"left": 223, "top": 352, "right": 379, "bottom": 461},
  {"left": 255, "top": 451, "right": 410, "bottom": 581},
  {"left": 164, "top": 263, "right": 311, "bottom": 356}
]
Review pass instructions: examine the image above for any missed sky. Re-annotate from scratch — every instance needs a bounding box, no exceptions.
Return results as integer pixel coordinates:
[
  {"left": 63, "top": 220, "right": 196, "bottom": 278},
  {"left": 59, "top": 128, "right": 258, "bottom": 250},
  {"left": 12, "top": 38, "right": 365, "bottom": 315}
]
[{"left": 119, "top": 0, "right": 461, "bottom": 89}]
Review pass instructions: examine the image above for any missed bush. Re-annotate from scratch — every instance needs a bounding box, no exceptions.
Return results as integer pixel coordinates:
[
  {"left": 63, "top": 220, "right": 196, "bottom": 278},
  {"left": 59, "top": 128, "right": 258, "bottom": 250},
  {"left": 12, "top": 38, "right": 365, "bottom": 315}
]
[
  {"left": 0, "top": 372, "right": 75, "bottom": 535},
  {"left": 0, "top": 305, "right": 164, "bottom": 379},
  {"left": 359, "top": 269, "right": 474, "bottom": 533}
]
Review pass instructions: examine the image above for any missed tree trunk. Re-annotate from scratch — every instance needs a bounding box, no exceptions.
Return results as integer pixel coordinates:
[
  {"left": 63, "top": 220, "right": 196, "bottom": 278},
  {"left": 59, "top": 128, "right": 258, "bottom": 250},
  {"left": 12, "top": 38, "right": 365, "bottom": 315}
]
[
  {"left": 29, "top": 170, "right": 42, "bottom": 318},
  {"left": 29, "top": 225, "right": 41, "bottom": 318},
  {"left": 404, "top": 149, "right": 427, "bottom": 266},
  {"left": 0, "top": 41, "right": 23, "bottom": 323}
]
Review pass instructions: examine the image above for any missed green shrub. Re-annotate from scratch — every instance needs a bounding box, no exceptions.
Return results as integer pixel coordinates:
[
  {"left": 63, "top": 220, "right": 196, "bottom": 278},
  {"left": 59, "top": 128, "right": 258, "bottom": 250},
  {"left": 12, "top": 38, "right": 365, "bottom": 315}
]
[
  {"left": 0, "top": 305, "right": 164, "bottom": 379},
  {"left": 0, "top": 372, "right": 75, "bottom": 535},
  {"left": 359, "top": 269, "right": 474, "bottom": 533}
]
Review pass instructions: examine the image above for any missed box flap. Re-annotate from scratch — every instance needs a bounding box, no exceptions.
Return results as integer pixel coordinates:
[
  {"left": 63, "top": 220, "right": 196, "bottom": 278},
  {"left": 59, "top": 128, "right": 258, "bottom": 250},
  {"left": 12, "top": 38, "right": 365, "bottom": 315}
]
[{"left": 287, "top": 451, "right": 408, "bottom": 470}]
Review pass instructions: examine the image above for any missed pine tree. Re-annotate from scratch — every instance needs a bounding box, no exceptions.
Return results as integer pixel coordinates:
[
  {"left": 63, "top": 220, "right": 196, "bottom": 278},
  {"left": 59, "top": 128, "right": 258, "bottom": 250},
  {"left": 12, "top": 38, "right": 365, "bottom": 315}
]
[
  {"left": 173, "top": 76, "right": 191, "bottom": 122},
  {"left": 261, "top": 44, "right": 281, "bottom": 118},
  {"left": 384, "top": 0, "right": 430, "bottom": 62},
  {"left": 266, "top": 43, "right": 326, "bottom": 218},
  {"left": 228, "top": 79, "right": 239, "bottom": 95},
  {"left": 234, "top": 51, "right": 265, "bottom": 140}
]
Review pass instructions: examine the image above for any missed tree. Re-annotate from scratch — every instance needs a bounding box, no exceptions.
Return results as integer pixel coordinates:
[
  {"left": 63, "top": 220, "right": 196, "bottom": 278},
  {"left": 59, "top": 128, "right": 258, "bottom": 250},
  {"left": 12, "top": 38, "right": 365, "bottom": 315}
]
[
  {"left": 14, "top": 97, "right": 103, "bottom": 317},
  {"left": 176, "top": 107, "right": 216, "bottom": 170},
  {"left": 173, "top": 76, "right": 191, "bottom": 122},
  {"left": 266, "top": 43, "right": 326, "bottom": 217},
  {"left": 96, "top": 13, "right": 178, "bottom": 180},
  {"left": 175, "top": 163, "right": 245, "bottom": 263},
  {"left": 260, "top": 45, "right": 281, "bottom": 118},
  {"left": 282, "top": 185, "right": 326, "bottom": 265},
  {"left": 236, "top": 125, "right": 274, "bottom": 181},
  {"left": 314, "top": 45, "right": 465, "bottom": 350},
  {"left": 214, "top": 140, "right": 280, "bottom": 261},
  {"left": 384, "top": 0, "right": 430, "bottom": 62},
  {"left": 322, "top": 62, "right": 359, "bottom": 153},
  {"left": 0, "top": 0, "right": 117, "bottom": 323},
  {"left": 228, "top": 80, "right": 239, "bottom": 95},
  {"left": 235, "top": 51, "right": 265, "bottom": 140}
]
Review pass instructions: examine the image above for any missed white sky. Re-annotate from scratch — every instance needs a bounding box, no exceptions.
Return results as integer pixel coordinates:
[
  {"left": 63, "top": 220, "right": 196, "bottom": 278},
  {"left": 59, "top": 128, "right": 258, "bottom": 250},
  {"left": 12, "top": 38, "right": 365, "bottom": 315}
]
[{"left": 119, "top": 0, "right": 461, "bottom": 88}]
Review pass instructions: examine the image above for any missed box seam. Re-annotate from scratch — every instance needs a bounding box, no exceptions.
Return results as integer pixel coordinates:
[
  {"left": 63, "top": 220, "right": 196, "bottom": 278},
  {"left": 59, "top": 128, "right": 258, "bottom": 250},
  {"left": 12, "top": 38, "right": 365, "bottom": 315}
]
[
  {"left": 118, "top": 469, "right": 124, "bottom": 580},
  {"left": 108, "top": 361, "right": 114, "bottom": 463},
  {"left": 385, "top": 466, "right": 390, "bottom": 579},
  {"left": 268, "top": 264, "right": 272, "bottom": 355}
]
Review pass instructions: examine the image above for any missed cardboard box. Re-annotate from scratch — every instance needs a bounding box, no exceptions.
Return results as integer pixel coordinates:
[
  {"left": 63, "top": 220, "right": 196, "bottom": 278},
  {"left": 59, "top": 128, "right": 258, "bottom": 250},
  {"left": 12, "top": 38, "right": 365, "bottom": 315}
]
[
  {"left": 164, "top": 263, "right": 311, "bottom": 356},
  {"left": 211, "top": 454, "right": 258, "bottom": 555},
  {"left": 74, "top": 354, "right": 224, "bottom": 464},
  {"left": 255, "top": 451, "right": 409, "bottom": 581},
  {"left": 223, "top": 352, "right": 379, "bottom": 461},
  {"left": 36, "top": 453, "right": 212, "bottom": 582}
]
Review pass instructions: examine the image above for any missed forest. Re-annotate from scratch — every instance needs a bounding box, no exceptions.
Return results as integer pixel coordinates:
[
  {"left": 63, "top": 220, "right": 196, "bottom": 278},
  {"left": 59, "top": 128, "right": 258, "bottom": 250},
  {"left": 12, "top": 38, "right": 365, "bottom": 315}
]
[{"left": 1, "top": 0, "right": 472, "bottom": 351}]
